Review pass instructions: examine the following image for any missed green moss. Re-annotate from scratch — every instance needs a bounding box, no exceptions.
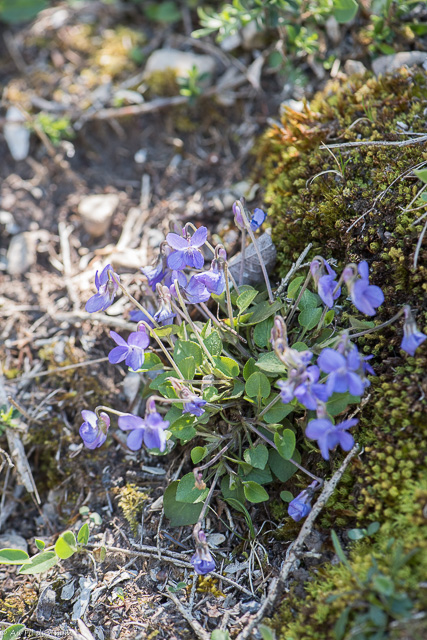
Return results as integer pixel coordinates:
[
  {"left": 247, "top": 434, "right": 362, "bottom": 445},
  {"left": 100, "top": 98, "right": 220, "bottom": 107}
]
[
  {"left": 258, "top": 67, "right": 427, "bottom": 638},
  {"left": 115, "top": 483, "right": 149, "bottom": 535}
]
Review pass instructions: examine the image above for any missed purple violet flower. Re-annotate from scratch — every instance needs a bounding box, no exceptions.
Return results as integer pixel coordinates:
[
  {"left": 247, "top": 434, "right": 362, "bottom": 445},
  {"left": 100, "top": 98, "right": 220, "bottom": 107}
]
[
  {"left": 85, "top": 264, "right": 120, "bottom": 313},
  {"left": 318, "top": 347, "right": 366, "bottom": 396},
  {"left": 401, "top": 306, "right": 426, "bottom": 356},
  {"left": 250, "top": 208, "right": 267, "bottom": 231},
  {"left": 141, "top": 262, "right": 166, "bottom": 292},
  {"left": 108, "top": 327, "right": 149, "bottom": 371},
  {"left": 305, "top": 416, "right": 358, "bottom": 460},
  {"left": 310, "top": 258, "right": 341, "bottom": 308},
  {"left": 343, "top": 261, "right": 384, "bottom": 316},
  {"left": 129, "top": 306, "right": 155, "bottom": 327},
  {"left": 278, "top": 365, "right": 330, "bottom": 410},
  {"left": 154, "top": 285, "right": 176, "bottom": 325},
  {"left": 166, "top": 226, "right": 207, "bottom": 270},
  {"left": 191, "top": 547, "right": 216, "bottom": 575},
  {"left": 118, "top": 410, "right": 169, "bottom": 452},
  {"left": 164, "top": 268, "right": 187, "bottom": 290},
  {"left": 193, "top": 260, "right": 225, "bottom": 296},
  {"left": 79, "top": 410, "right": 110, "bottom": 450},
  {"left": 288, "top": 481, "right": 319, "bottom": 522},
  {"left": 233, "top": 201, "right": 245, "bottom": 230},
  {"left": 174, "top": 275, "right": 210, "bottom": 304},
  {"left": 183, "top": 396, "right": 207, "bottom": 417}
]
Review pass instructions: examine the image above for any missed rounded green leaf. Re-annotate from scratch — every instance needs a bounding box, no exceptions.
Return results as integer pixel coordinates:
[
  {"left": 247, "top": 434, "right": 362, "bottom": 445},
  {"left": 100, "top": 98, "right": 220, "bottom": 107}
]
[
  {"left": 243, "top": 481, "right": 269, "bottom": 503},
  {"left": 35, "top": 539, "right": 45, "bottom": 551},
  {"left": 77, "top": 523, "right": 89, "bottom": 546},
  {"left": 174, "top": 340, "right": 203, "bottom": 366},
  {"left": 204, "top": 331, "right": 223, "bottom": 356},
  {"left": 176, "top": 472, "right": 208, "bottom": 504},
  {"left": 298, "top": 306, "right": 322, "bottom": 330},
  {"left": 191, "top": 446, "right": 208, "bottom": 464},
  {"left": 245, "top": 372, "right": 271, "bottom": 399},
  {"left": 280, "top": 490, "right": 293, "bottom": 503},
  {"left": 274, "top": 429, "right": 296, "bottom": 460},
  {"left": 0, "top": 548, "right": 30, "bottom": 565},
  {"left": 333, "top": 0, "right": 358, "bottom": 24},
  {"left": 18, "top": 551, "right": 59, "bottom": 575},
  {"left": 55, "top": 531, "right": 77, "bottom": 559},
  {"left": 269, "top": 448, "right": 300, "bottom": 482},
  {"left": 243, "top": 358, "right": 257, "bottom": 381},
  {"left": 164, "top": 481, "right": 203, "bottom": 527},
  {"left": 2, "top": 624, "right": 26, "bottom": 640},
  {"left": 213, "top": 356, "right": 239, "bottom": 378},
  {"left": 243, "top": 445, "right": 268, "bottom": 470},
  {"left": 236, "top": 289, "right": 258, "bottom": 312}
]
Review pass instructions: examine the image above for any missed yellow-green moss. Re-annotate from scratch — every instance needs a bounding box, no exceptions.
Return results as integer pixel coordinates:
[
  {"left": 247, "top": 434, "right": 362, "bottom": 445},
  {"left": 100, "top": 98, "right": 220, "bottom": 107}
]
[
  {"left": 115, "top": 483, "right": 149, "bottom": 535},
  {"left": 258, "top": 67, "right": 427, "bottom": 638}
]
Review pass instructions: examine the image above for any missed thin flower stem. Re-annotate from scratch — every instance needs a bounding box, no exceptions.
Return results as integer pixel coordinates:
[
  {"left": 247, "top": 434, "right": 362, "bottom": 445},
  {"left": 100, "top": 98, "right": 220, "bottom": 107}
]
[
  {"left": 197, "top": 465, "right": 222, "bottom": 524},
  {"left": 257, "top": 393, "right": 281, "bottom": 419},
  {"left": 286, "top": 270, "right": 312, "bottom": 326},
  {"left": 245, "top": 421, "right": 323, "bottom": 484},
  {"left": 173, "top": 280, "right": 216, "bottom": 367},
  {"left": 315, "top": 305, "right": 329, "bottom": 333},
  {"left": 196, "top": 442, "right": 232, "bottom": 472},
  {"left": 237, "top": 201, "right": 274, "bottom": 303},
  {"left": 239, "top": 228, "right": 246, "bottom": 287},
  {"left": 95, "top": 405, "right": 128, "bottom": 418},
  {"left": 348, "top": 307, "right": 406, "bottom": 339},
  {"left": 227, "top": 267, "right": 240, "bottom": 294},
  {"left": 140, "top": 320, "right": 184, "bottom": 379},
  {"left": 114, "top": 277, "right": 158, "bottom": 327},
  {"left": 223, "top": 263, "right": 235, "bottom": 330}
]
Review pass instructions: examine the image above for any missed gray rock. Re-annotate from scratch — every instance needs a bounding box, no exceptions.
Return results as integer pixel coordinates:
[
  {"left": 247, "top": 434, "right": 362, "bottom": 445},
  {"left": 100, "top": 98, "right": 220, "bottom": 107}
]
[
  {"left": 144, "top": 49, "right": 216, "bottom": 85},
  {"left": 78, "top": 193, "right": 119, "bottom": 237},
  {"left": 344, "top": 59, "right": 367, "bottom": 76},
  {"left": 326, "top": 15, "right": 341, "bottom": 45},
  {"left": 229, "top": 231, "right": 277, "bottom": 286},
  {"left": 36, "top": 583, "right": 56, "bottom": 622},
  {"left": 4, "top": 106, "right": 30, "bottom": 161},
  {"left": 372, "top": 51, "right": 427, "bottom": 76},
  {"left": 6, "top": 231, "right": 37, "bottom": 275},
  {"left": 0, "top": 532, "right": 28, "bottom": 553},
  {"left": 240, "top": 600, "right": 260, "bottom": 614},
  {"left": 241, "top": 21, "right": 267, "bottom": 50}
]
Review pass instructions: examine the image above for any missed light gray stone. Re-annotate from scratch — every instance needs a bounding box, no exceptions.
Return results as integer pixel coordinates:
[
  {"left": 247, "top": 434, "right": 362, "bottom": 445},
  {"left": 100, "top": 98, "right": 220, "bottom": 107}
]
[
  {"left": 144, "top": 49, "right": 216, "bottom": 84},
  {"left": 241, "top": 21, "right": 267, "bottom": 50},
  {"left": 78, "top": 193, "right": 119, "bottom": 237},
  {"left": 372, "top": 51, "right": 427, "bottom": 76},
  {"left": 4, "top": 106, "right": 30, "bottom": 161},
  {"left": 344, "top": 59, "right": 367, "bottom": 76},
  {"left": 0, "top": 532, "right": 28, "bottom": 553},
  {"left": 326, "top": 15, "right": 341, "bottom": 45},
  {"left": 6, "top": 231, "right": 37, "bottom": 275}
]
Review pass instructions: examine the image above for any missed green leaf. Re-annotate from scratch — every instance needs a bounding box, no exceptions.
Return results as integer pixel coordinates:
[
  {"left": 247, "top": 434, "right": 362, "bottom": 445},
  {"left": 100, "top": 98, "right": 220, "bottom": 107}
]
[
  {"left": 287, "top": 276, "right": 304, "bottom": 299},
  {"left": 225, "top": 498, "right": 255, "bottom": 538},
  {"left": 176, "top": 472, "right": 208, "bottom": 504},
  {"left": 77, "top": 523, "right": 89, "bottom": 546},
  {"left": 263, "top": 398, "right": 293, "bottom": 424},
  {"left": 177, "top": 356, "right": 196, "bottom": 380},
  {"left": 280, "top": 490, "right": 293, "bottom": 503},
  {"left": 245, "top": 372, "right": 271, "bottom": 400},
  {"left": 243, "top": 466, "right": 273, "bottom": 485},
  {"left": 255, "top": 352, "right": 286, "bottom": 374},
  {"left": 136, "top": 352, "right": 163, "bottom": 373},
  {"left": 243, "top": 358, "right": 257, "bottom": 381},
  {"left": 253, "top": 316, "right": 274, "bottom": 348},
  {"left": 236, "top": 289, "right": 258, "bottom": 312},
  {"left": 191, "top": 446, "right": 208, "bottom": 464},
  {"left": 2, "top": 624, "right": 26, "bottom": 640},
  {"left": 269, "top": 448, "right": 300, "bottom": 482},
  {"left": 211, "top": 631, "right": 230, "bottom": 640},
  {"left": 298, "top": 289, "right": 321, "bottom": 310},
  {"left": 213, "top": 356, "right": 239, "bottom": 378},
  {"left": 0, "top": 0, "right": 47, "bottom": 24},
  {"left": 331, "top": 530, "right": 351, "bottom": 569},
  {"left": 163, "top": 481, "right": 203, "bottom": 527},
  {"left": 149, "top": 371, "right": 178, "bottom": 391},
  {"left": 55, "top": 531, "right": 77, "bottom": 560},
  {"left": 415, "top": 169, "right": 427, "bottom": 184},
  {"left": 220, "top": 475, "right": 245, "bottom": 503},
  {"left": 326, "top": 392, "right": 360, "bottom": 417},
  {"left": 204, "top": 331, "right": 223, "bottom": 356},
  {"left": 0, "top": 548, "right": 30, "bottom": 565},
  {"left": 243, "top": 481, "right": 269, "bottom": 503},
  {"left": 259, "top": 624, "right": 277, "bottom": 640},
  {"left": 372, "top": 575, "right": 394, "bottom": 596},
  {"left": 168, "top": 414, "right": 197, "bottom": 443},
  {"left": 298, "top": 306, "right": 323, "bottom": 330},
  {"left": 367, "top": 521, "right": 380, "bottom": 535},
  {"left": 274, "top": 429, "right": 296, "bottom": 460},
  {"left": 228, "top": 380, "right": 245, "bottom": 399},
  {"left": 243, "top": 445, "right": 268, "bottom": 470},
  {"left": 333, "top": 606, "right": 350, "bottom": 640},
  {"left": 35, "top": 539, "right": 45, "bottom": 551},
  {"left": 333, "top": 0, "right": 358, "bottom": 24},
  {"left": 324, "top": 309, "right": 335, "bottom": 325},
  {"left": 348, "top": 316, "right": 375, "bottom": 330},
  {"left": 292, "top": 341, "right": 309, "bottom": 352},
  {"left": 243, "top": 299, "right": 283, "bottom": 325},
  {"left": 18, "top": 551, "right": 59, "bottom": 575},
  {"left": 174, "top": 340, "right": 203, "bottom": 367},
  {"left": 153, "top": 325, "right": 180, "bottom": 338},
  {"left": 144, "top": 1, "right": 181, "bottom": 24}
]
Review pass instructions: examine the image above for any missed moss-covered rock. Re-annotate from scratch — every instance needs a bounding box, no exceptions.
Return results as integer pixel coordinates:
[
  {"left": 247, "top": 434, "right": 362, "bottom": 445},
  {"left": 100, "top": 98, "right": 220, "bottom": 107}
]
[{"left": 258, "top": 67, "right": 427, "bottom": 638}]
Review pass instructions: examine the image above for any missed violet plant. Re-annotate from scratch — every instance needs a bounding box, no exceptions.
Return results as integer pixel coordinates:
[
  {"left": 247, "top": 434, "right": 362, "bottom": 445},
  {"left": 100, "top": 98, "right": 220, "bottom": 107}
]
[{"left": 78, "top": 198, "right": 425, "bottom": 576}]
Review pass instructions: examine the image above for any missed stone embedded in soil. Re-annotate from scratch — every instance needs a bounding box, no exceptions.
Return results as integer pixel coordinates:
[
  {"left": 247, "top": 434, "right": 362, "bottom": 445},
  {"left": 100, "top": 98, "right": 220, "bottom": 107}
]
[
  {"left": 4, "top": 106, "right": 30, "bottom": 161},
  {"left": 0, "top": 532, "right": 28, "bottom": 553},
  {"left": 372, "top": 51, "right": 427, "bottom": 76},
  {"left": 6, "top": 231, "right": 37, "bottom": 275},
  {"left": 344, "top": 59, "right": 367, "bottom": 75},
  {"left": 77, "top": 193, "right": 120, "bottom": 237},
  {"left": 144, "top": 48, "right": 216, "bottom": 85}
]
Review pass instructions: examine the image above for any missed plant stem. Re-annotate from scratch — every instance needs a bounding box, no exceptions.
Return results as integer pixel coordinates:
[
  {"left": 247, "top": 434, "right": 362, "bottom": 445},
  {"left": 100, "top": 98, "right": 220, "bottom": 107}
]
[
  {"left": 223, "top": 263, "right": 235, "bottom": 330},
  {"left": 348, "top": 307, "right": 405, "bottom": 339},
  {"left": 197, "top": 465, "right": 222, "bottom": 524},
  {"left": 286, "top": 269, "right": 312, "bottom": 326},
  {"left": 239, "top": 227, "right": 246, "bottom": 286},
  {"left": 140, "top": 320, "right": 184, "bottom": 379},
  {"left": 114, "top": 278, "right": 158, "bottom": 327},
  {"left": 257, "top": 393, "right": 281, "bottom": 419}
]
